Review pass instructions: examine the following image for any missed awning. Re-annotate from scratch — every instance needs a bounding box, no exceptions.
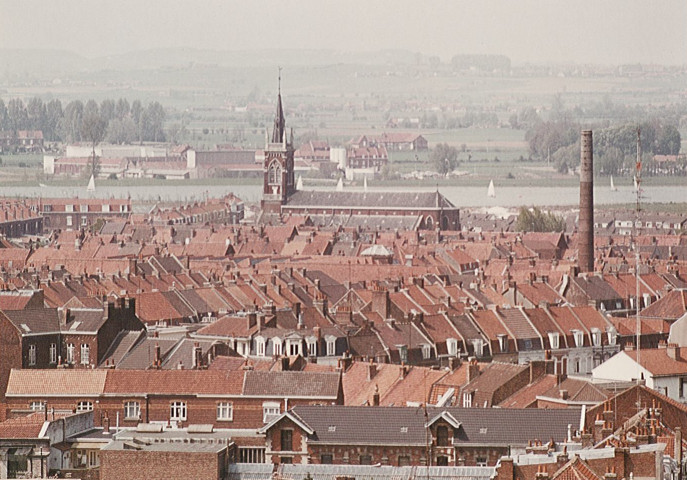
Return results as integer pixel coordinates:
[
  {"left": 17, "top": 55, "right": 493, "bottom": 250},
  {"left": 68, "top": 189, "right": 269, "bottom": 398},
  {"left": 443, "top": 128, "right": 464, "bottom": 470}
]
[
  {"left": 70, "top": 442, "right": 104, "bottom": 449},
  {"left": 8, "top": 447, "right": 32, "bottom": 456}
]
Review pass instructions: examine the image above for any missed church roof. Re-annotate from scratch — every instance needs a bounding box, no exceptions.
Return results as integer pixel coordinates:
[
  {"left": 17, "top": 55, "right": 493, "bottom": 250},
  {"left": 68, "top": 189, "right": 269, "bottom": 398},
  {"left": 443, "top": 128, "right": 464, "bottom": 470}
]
[{"left": 285, "top": 190, "right": 457, "bottom": 211}]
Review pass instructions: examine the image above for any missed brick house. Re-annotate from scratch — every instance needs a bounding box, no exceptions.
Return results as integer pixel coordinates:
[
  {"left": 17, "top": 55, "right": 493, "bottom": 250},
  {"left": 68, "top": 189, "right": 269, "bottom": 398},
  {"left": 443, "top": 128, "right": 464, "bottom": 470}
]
[
  {"left": 0, "top": 299, "right": 142, "bottom": 400},
  {"left": 259, "top": 405, "right": 582, "bottom": 467},
  {"left": 32, "top": 198, "right": 132, "bottom": 232}
]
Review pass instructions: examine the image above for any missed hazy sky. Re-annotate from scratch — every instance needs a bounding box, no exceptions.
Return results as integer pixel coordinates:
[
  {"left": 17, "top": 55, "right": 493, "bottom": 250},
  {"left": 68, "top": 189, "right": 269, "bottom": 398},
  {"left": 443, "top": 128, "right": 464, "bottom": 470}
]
[{"left": 1, "top": 0, "right": 685, "bottom": 65}]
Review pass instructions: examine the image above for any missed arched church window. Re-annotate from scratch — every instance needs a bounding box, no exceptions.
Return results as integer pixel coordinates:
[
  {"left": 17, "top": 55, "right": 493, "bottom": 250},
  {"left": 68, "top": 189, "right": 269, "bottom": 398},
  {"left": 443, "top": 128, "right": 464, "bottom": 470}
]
[{"left": 268, "top": 161, "right": 282, "bottom": 185}]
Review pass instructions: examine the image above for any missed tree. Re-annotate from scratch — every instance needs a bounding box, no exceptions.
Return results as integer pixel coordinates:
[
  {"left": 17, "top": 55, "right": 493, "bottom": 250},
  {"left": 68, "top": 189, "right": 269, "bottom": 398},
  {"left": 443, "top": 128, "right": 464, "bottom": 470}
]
[
  {"left": 60, "top": 100, "right": 84, "bottom": 143},
  {"left": 106, "top": 117, "right": 137, "bottom": 144},
  {"left": 7, "top": 98, "right": 28, "bottom": 131},
  {"left": 80, "top": 101, "right": 107, "bottom": 178},
  {"left": 0, "top": 100, "right": 7, "bottom": 131},
  {"left": 431, "top": 143, "right": 459, "bottom": 175},
  {"left": 45, "top": 99, "right": 63, "bottom": 141},
  {"left": 517, "top": 206, "right": 565, "bottom": 232}
]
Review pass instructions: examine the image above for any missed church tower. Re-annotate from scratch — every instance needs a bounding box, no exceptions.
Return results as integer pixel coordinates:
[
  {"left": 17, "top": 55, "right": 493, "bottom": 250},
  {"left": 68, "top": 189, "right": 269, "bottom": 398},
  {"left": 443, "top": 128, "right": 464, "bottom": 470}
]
[{"left": 261, "top": 73, "right": 295, "bottom": 215}]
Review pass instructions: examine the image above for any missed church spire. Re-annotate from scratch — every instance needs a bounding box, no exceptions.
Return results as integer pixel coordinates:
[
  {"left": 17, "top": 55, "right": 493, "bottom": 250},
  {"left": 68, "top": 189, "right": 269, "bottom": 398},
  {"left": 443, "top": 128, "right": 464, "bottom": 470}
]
[{"left": 271, "top": 67, "right": 285, "bottom": 144}]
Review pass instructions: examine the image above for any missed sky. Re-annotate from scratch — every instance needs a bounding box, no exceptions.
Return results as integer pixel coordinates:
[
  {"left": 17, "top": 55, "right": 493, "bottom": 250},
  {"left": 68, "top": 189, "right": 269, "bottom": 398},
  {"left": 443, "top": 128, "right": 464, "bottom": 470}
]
[{"left": 1, "top": 0, "right": 685, "bottom": 65}]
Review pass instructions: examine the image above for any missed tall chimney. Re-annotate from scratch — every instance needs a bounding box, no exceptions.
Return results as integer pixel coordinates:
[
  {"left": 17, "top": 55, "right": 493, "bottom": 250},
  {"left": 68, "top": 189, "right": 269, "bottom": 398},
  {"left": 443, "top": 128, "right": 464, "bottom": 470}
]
[{"left": 579, "top": 130, "right": 594, "bottom": 273}]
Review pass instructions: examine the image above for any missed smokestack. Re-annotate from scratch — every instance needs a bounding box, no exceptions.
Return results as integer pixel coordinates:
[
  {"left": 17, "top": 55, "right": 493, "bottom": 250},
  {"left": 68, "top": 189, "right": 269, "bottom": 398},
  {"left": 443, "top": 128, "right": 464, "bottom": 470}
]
[{"left": 579, "top": 130, "right": 594, "bottom": 273}]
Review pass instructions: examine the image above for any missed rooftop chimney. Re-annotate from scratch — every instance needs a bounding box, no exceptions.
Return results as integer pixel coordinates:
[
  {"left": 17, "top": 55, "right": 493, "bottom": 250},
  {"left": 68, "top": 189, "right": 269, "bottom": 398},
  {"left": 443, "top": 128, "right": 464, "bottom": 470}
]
[{"left": 579, "top": 130, "right": 594, "bottom": 272}]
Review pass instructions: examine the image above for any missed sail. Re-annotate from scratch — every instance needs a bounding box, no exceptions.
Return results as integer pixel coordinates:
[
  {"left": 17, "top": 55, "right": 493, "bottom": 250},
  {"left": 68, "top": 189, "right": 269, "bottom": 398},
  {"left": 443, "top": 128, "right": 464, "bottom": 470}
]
[
  {"left": 487, "top": 180, "right": 496, "bottom": 198},
  {"left": 87, "top": 174, "right": 95, "bottom": 192},
  {"left": 336, "top": 177, "right": 344, "bottom": 192},
  {"left": 296, "top": 175, "right": 303, "bottom": 191}
]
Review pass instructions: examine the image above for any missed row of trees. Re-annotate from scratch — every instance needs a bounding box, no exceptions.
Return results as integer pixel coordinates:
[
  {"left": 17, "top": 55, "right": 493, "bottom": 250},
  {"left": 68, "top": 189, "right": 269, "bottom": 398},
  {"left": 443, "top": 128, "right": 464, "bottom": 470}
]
[
  {"left": 516, "top": 206, "right": 566, "bottom": 232},
  {"left": 0, "top": 97, "right": 166, "bottom": 145},
  {"left": 525, "top": 119, "right": 682, "bottom": 175}
]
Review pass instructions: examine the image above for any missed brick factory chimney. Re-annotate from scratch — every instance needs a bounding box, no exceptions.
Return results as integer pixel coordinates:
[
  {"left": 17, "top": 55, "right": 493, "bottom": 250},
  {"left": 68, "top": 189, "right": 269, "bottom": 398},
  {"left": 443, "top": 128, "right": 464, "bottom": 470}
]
[{"left": 579, "top": 130, "right": 594, "bottom": 273}]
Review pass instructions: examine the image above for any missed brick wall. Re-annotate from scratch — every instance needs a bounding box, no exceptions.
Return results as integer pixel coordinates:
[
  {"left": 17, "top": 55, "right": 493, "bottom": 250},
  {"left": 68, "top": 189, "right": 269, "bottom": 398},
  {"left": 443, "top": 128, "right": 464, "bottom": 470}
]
[
  {"left": 308, "top": 444, "right": 426, "bottom": 466},
  {"left": 100, "top": 449, "right": 223, "bottom": 480},
  {"left": 0, "top": 315, "right": 21, "bottom": 400}
]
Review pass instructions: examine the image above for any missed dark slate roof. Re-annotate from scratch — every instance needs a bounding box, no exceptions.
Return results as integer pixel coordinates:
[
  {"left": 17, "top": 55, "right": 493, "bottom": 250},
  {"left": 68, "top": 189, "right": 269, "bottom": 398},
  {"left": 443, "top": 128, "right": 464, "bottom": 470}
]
[
  {"left": 289, "top": 405, "right": 581, "bottom": 447},
  {"left": 4, "top": 308, "right": 60, "bottom": 334},
  {"left": 242, "top": 371, "right": 340, "bottom": 398},
  {"left": 64, "top": 308, "right": 107, "bottom": 332},
  {"left": 286, "top": 190, "right": 456, "bottom": 210}
]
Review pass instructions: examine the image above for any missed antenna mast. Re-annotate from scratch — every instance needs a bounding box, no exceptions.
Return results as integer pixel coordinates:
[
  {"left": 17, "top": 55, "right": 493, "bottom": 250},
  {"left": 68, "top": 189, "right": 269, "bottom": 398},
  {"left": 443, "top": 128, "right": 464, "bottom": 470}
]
[{"left": 634, "top": 127, "right": 641, "bottom": 383}]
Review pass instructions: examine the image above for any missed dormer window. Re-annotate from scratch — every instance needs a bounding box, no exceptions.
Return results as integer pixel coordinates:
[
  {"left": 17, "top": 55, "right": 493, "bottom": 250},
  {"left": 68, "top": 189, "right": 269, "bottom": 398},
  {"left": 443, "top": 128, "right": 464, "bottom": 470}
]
[
  {"left": 497, "top": 334, "right": 508, "bottom": 353},
  {"left": 398, "top": 345, "right": 408, "bottom": 364},
  {"left": 447, "top": 338, "right": 458, "bottom": 356},
  {"left": 421, "top": 344, "right": 431, "bottom": 360},
  {"left": 272, "top": 337, "right": 282, "bottom": 356},
  {"left": 591, "top": 328, "right": 602, "bottom": 347},
  {"left": 462, "top": 391, "right": 473, "bottom": 408},
  {"left": 472, "top": 339, "right": 484, "bottom": 357},
  {"left": 572, "top": 330, "right": 584, "bottom": 348},
  {"left": 255, "top": 336, "right": 266, "bottom": 357},
  {"left": 607, "top": 328, "right": 617, "bottom": 346},
  {"left": 548, "top": 332, "right": 560, "bottom": 350}
]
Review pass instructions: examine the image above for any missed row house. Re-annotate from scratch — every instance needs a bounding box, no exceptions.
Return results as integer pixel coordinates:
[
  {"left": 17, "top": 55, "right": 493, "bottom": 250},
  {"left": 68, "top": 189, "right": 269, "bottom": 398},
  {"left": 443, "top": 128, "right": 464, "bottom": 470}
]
[
  {"left": 259, "top": 405, "right": 582, "bottom": 467},
  {"left": 0, "top": 199, "right": 43, "bottom": 237},
  {"left": 0, "top": 130, "right": 44, "bottom": 153},
  {"left": 31, "top": 197, "right": 131, "bottom": 232},
  {"left": 0, "top": 299, "right": 142, "bottom": 400},
  {"left": 5, "top": 368, "right": 343, "bottom": 454}
]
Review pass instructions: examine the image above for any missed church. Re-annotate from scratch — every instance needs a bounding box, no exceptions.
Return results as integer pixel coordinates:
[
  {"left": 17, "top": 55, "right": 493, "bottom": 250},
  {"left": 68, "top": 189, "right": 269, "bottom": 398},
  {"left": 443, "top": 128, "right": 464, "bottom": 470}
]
[{"left": 260, "top": 87, "right": 460, "bottom": 231}]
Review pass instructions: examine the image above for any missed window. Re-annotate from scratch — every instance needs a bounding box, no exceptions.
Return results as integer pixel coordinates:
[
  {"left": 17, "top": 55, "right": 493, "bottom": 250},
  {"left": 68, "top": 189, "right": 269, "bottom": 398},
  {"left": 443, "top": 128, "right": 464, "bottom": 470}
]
[
  {"left": 591, "top": 328, "right": 602, "bottom": 347},
  {"left": 124, "top": 401, "right": 140, "bottom": 419},
  {"left": 472, "top": 339, "right": 484, "bottom": 357},
  {"left": 76, "top": 401, "right": 93, "bottom": 412},
  {"left": 607, "top": 328, "right": 617, "bottom": 346},
  {"left": 436, "top": 456, "right": 449, "bottom": 466},
  {"left": 497, "top": 334, "right": 508, "bottom": 353},
  {"left": 272, "top": 338, "right": 282, "bottom": 356},
  {"left": 81, "top": 216, "right": 88, "bottom": 226},
  {"left": 307, "top": 339, "right": 317, "bottom": 357},
  {"left": 81, "top": 344, "right": 90, "bottom": 365},
  {"left": 49, "top": 343, "right": 57, "bottom": 364},
  {"left": 398, "top": 456, "right": 411, "bottom": 467},
  {"left": 573, "top": 330, "right": 584, "bottom": 348},
  {"left": 28, "top": 344, "right": 36, "bottom": 366},
  {"left": 326, "top": 337, "right": 336, "bottom": 356},
  {"left": 66, "top": 215, "right": 73, "bottom": 227},
  {"left": 279, "top": 457, "right": 292, "bottom": 464},
  {"left": 280, "top": 429, "right": 293, "bottom": 451},
  {"left": 447, "top": 338, "right": 458, "bottom": 356},
  {"left": 680, "top": 378, "right": 687, "bottom": 399},
  {"left": 30, "top": 401, "right": 45, "bottom": 412},
  {"left": 89, "top": 451, "right": 98, "bottom": 467},
  {"left": 217, "top": 402, "right": 233, "bottom": 421},
  {"left": 102, "top": 204, "right": 110, "bottom": 213},
  {"left": 66, "top": 343, "right": 75, "bottom": 363},
  {"left": 398, "top": 345, "right": 408, "bottom": 364},
  {"left": 268, "top": 161, "right": 282, "bottom": 185},
  {"left": 359, "top": 454, "right": 372, "bottom": 465},
  {"left": 548, "top": 332, "right": 560, "bottom": 350},
  {"left": 256, "top": 337, "right": 266, "bottom": 357},
  {"left": 43, "top": 205, "right": 52, "bottom": 212},
  {"left": 463, "top": 392, "right": 473, "bottom": 408},
  {"left": 120, "top": 204, "right": 129, "bottom": 213},
  {"left": 436, "top": 425, "right": 449, "bottom": 446},
  {"left": 263, "top": 402, "right": 280, "bottom": 423},
  {"left": 288, "top": 340, "right": 301, "bottom": 356},
  {"left": 421, "top": 344, "right": 431, "bottom": 360},
  {"left": 170, "top": 401, "right": 187, "bottom": 421},
  {"left": 65, "top": 204, "right": 74, "bottom": 212},
  {"left": 320, "top": 454, "right": 333, "bottom": 464},
  {"left": 80, "top": 204, "right": 88, "bottom": 213},
  {"left": 476, "top": 456, "right": 488, "bottom": 467}
]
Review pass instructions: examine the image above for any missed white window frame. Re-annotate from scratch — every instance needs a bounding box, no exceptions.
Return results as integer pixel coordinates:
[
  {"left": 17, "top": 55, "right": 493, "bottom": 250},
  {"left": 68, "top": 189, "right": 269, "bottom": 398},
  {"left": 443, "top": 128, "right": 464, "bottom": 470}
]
[
  {"left": 326, "top": 336, "right": 336, "bottom": 356},
  {"left": 255, "top": 337, "right": 266, "bottom": 357},
  {"left": 28, "top": 344, "right": 36, "bottom": 366},
  {"left": 262, "top": 401, "right": 280, "bottom": 423},
  {"left": 572, "top": 330, "right": 584, "bottom": 348},
  {"left": 30, "top": 401, "right": 45, "bottom": 412},
  {"left": 421, "top": 344, "right": 431, "bottom": 360},
  {"left": 272, "top": 338, "right": 282, "bottom": 356},
  {"left": 76, "top": 401, "right": 93, "bottom": 412},
  {"left": 65, "top": 204, "right": 74, "bottom": 212},
  {"left": 217, "top": 402, "right": 233, "bottom": 421},
  {"left": 49, "top": 343, "right": 57, "bottom": 364},
  {"left": 81, "top": 216, "right": 88, "bottom": 226},
  {"left": 170, "top": 401, "right": 187, "bottom": 422},
  {"left": 447, "top": 338, "right": 458, "bottom": 356},
  {"left": 81, "top": 343, "right": 90, "bottom": 365},
  {"left": 67, "top": 343, "right": 75, "bottom": 363},
  {"left": 607, "top": 328, "right": 617, "bottom": 346},
  {"left": 548, "top": 332, "right": 560, "bottom": 350},
  {"left": 102, "top": 204, "right": 110, "bottom": 213},
  {"left": 591, "top": 328, "right": 602, "bottom": 347},
  {"left": 79, "top": 204, "right": 88, "bottom": 213},
  {"left": 66, "top": 215, "right": 73, "bottom": 227},
  {"left": 463, "top": 392, "right": 473, "bottom": 408},
  {"left": 123, "top": 401, "right": 140, "bottom": 419},
  {"left": 497, "top": 334, "right": 508, "bottom": 353},
  {"left": 307, "top": 338, "right": 317, "bottom": 357}
]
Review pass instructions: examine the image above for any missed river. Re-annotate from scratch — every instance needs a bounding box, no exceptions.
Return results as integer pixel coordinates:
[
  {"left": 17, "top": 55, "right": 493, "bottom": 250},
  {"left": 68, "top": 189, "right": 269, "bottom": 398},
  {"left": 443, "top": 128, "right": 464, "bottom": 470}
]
[{"left": 3, "top": 183, "right": 686, "bottom": 208}]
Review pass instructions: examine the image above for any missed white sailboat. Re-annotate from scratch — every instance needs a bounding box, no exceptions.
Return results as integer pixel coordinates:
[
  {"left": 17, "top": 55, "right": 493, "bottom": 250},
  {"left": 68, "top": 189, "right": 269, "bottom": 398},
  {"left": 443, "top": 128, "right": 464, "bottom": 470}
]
[
  {"left": 610, "top": 175, "right": 618, "bottom": 191},
  {"left": 336, "top": 177, "right": 344, "bottom": 192},
  {"left": 363, "top": 176, "right": 368, "bottom": 192},
  {"left": 87, "top": 174, "right": 95, "bottom": 192},
  {"left": 487, "top": 179, "right": 496, "bottom": 198},
  {"left": 296, "top": 175, "right": 303, "bottom": 190}
]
